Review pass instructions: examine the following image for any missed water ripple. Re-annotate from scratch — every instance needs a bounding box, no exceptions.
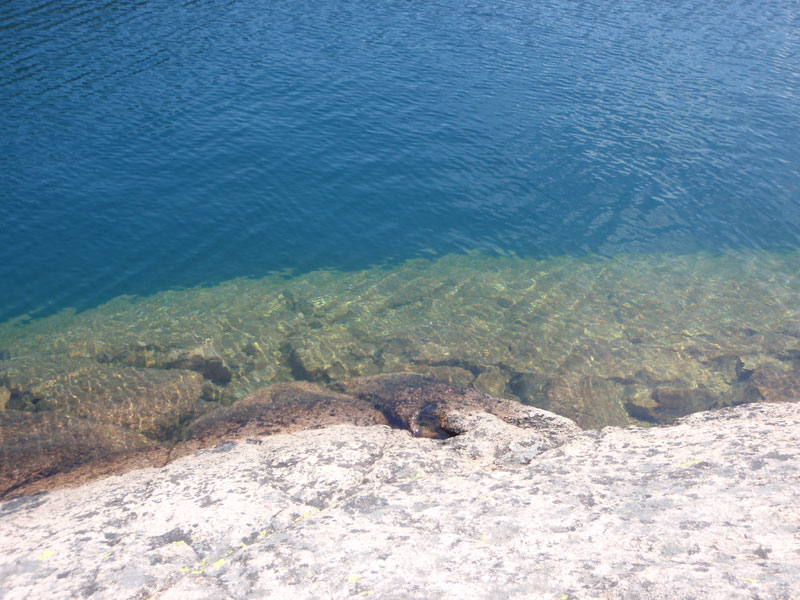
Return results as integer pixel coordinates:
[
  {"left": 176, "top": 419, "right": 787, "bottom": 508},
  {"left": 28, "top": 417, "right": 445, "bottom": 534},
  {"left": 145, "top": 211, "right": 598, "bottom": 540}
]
[{"left": 1, "top": 0, "right": 798, "bottom": 321}]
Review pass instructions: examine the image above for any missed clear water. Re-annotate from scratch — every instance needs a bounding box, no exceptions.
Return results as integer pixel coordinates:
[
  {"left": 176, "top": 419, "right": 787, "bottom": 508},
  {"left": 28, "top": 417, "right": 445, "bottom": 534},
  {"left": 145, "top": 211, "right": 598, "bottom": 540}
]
[
  {"left": 1, "top": 0, "right": 798, "bottom": 321},
  {"left": 1, "top": 0, "right": 800, "bottom": 492}
]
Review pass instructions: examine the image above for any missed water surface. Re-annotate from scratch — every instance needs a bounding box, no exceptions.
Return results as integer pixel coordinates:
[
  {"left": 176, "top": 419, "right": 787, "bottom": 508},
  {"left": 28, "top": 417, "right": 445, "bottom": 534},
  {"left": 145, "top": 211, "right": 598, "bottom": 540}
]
[
  {"left": 1, "top": 0, "right": 798, "bottom": 321},
  {"left": 2, "top": 2, "right": 800, "bottom": 496}
]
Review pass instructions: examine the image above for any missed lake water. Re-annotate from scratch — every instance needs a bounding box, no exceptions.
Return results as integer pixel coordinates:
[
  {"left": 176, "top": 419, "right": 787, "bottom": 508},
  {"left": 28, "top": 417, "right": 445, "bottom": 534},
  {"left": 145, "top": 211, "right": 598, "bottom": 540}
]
[
  {"left": 1, "top": 0, "right": 800, "bottom": 492},
  {"left": 2, "top": 0, "right": 798, "bottom": 321}
]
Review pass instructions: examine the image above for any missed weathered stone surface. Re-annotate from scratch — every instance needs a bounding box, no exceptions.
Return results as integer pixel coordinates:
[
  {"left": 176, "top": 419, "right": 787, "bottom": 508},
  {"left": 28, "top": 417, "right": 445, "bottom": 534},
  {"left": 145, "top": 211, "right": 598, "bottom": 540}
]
[
  {"left": 736, "top": 365, "right": 800, "bottom": 404},
  {"left": 439, "top": 411, "right": 569, "bottom": 466},
  {"left": 0, "top": 402, "right": 798, "bottom": 599},
  {"left": 0, "top": 410, "right": 156, "bottom": 497},
  {"left": 336, "top": 373, "right": 580, "bottom": 441},
  {"left": 1, "top": 357, "right": 204, "bottom": 439},
  {"left": 183, "top": 381, "right": 388, "bottom": 443}
]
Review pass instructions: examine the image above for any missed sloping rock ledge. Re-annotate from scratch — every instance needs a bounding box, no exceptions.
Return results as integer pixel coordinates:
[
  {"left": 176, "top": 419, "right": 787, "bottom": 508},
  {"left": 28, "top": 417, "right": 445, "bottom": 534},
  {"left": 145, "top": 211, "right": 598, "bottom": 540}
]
[{"left": 1, "top": 399, "right": 798, "bottom": 599}]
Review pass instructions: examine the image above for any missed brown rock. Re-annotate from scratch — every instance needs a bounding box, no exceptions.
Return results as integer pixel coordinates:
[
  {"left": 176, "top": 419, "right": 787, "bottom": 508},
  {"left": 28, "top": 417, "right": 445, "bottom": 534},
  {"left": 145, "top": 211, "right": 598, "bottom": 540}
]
[
  {"left": 183, "top": 381, "right": 388, "bottom": 444},
  {"left": 335, "top": 373, "right": 580, "bottom": 439},
  {"left": 514, "top": 373, "right": 630, "bottom": 429},
  {"left": 736, "top": 366, "right": 800, "bottom": 404},
  {"left": 626, "top": 386, "right": 721, "bottom": 423},
  {"left": 2, "top": 357, "right": 203, "bottom": 439},
  {"left": 654, "top": 387, "right": 720, "bottom": 420},
  {"left": 623, "top": 389, "right": 661, "bottom": 422},
  {"left": 0, "top": 410, "right": 156, "bottom": 497}
]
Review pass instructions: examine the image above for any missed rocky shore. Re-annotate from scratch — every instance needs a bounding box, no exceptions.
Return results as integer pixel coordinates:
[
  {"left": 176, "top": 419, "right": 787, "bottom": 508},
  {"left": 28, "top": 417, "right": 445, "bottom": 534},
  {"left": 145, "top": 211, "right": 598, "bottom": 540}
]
[
  {"left": 1, "top": 251, "right": 800, "bottom": 597},
  {"left": 1, "top": 391, "right": 798, "bottom": 599},
  {"left": 4, "top": 252, "right": 800, "bottom": 500}
]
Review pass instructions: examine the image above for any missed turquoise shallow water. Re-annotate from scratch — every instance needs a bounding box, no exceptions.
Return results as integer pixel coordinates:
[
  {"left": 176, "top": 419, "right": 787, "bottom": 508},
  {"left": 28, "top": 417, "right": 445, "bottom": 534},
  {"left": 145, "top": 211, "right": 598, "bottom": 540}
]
[{"left": 1, "top": 0, "right": 799, "bottom": 321}]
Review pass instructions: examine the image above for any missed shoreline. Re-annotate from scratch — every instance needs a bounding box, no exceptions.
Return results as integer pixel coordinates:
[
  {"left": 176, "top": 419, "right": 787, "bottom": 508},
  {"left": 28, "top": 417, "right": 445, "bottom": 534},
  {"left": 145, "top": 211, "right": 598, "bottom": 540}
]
[{"left": 1, "top": 400, "right": 798, "bottom": 599}]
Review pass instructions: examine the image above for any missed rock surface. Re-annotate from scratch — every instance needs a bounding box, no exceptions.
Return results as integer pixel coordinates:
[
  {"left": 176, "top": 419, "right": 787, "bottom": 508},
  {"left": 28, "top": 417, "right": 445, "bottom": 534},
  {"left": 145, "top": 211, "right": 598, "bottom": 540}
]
[
  {"left": 335, "top": 373, "right": 579, "bottom": 441},
  {"left": 0, "top": 410, "right": 156, "bottom": 497},
  {"left": 0, "top": 375, "right": 577, "bottom": 498},
  {"left": 183, "top": 381, "right": 389, "bottom": 443},
  {"left": 0, "top": 357, "right": 204, "bottom": 438},
  {"left": 1, "top": 401, "right": 798, "bottom": 599}
]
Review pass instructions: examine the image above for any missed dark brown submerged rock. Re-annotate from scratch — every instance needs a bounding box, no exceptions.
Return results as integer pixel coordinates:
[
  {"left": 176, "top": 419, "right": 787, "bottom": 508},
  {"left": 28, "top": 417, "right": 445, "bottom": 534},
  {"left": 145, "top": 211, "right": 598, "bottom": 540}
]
[
  {"left": 1, "top": 357, "right": 204, "bottom": 439},
  {"left": 735, "top": 365, "right": 800, "bottom": 404},
  {"left": 335, "top": 372, "right": 579, "bottom": 442},
  {"left": 512, "top": 372, "right": 631, "bottom": 429},
  {"left": 0, "top": 410, "right": 156, "bottom": 497},
  {"left": 1, "top": 380, "right": 392, "bottom": 498},
  {"left": 183, "top": 381, "right": 388, "bottom": 444},
  {"left": 0, "top": 373, "right": 582, "bottom": 499},
  {"left": 625, "top": 385, "right": 722, "bottom": 424}
]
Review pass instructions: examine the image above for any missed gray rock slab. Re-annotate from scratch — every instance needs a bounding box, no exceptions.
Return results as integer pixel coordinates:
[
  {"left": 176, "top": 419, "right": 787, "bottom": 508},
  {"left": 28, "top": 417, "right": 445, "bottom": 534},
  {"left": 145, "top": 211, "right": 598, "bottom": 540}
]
[{"left": 1, "top": 402, "right": 799, "bottom": 600}]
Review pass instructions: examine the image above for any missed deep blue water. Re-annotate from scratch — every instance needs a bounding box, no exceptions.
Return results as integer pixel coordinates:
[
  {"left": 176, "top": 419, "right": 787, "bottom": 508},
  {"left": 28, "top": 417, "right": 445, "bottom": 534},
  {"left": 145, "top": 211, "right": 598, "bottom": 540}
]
[{"left": 1, "top": 0, "right": 798, "bottom": 322}]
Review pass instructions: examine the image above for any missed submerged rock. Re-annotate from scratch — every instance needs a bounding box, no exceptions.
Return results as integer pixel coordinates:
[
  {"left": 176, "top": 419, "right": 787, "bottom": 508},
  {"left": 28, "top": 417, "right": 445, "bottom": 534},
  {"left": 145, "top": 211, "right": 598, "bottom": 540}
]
[
  {"left": 183, "top": 381, "right": 388, "bottom": 444},
  {"left": 0, "top": 373, "right": 580, "bottom": 498},
  {"left": 1, "top": 357, "right": 204, "bottom": 439},
  {"left": 625, "top": 385, "right": 722, "bottom": 424},
  {"left": 472, "top": 370, "right": 509, "bottom": 397},
  {"left": 335, "top": 373, "right": 579, "bottom": 443},
  {"left": 411, "top": 364, "right": 475, "bottom": 386},
  {"left": 512, "top": 372, "right": 630, "bottom": 429},
  {"left": 0, "top": 410, "right": 156, "bottom": 497},
  {"left": 546, "top": 374, "right": 631, "bottom": 428},
  {"left": 735, "top": 365, "right": 800, "bottom": 404},
  {"left": 164, "top": 345, "right": 233, "bottom": 384}
]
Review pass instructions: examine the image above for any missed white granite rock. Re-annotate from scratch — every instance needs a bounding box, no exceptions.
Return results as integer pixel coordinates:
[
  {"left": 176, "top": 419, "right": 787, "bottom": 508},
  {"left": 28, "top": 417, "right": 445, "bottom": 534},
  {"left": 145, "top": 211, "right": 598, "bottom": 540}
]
[{"left": 1, "top": 401, "right": 798, "bottom": 599}]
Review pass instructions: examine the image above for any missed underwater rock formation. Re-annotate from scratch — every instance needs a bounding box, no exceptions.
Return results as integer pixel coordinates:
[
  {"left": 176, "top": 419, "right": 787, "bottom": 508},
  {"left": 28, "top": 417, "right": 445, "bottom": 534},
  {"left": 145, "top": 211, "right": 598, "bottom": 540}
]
[
  {"left": 0, "top": 357, "right": 204, "bottom": 439},
  {"left": 335, "top": 373, "right": 579, "bottom": 442},
  {"left": 161, "top": 345, "right": 233, "bottom": 384},
  {"left": 0, "top": 410, "right": 155, "bottom": 497},
  {"left": 736, "top": 365, "right": 800, "bottom": 405},
  {"left": 4, "top": 253, "right": 800, "bottom": 431},
  {"left": 512, "top": 372, "right": 631, "bottom": 429},
  {"left": 183, "top": 381, "right": 388, "bottom": 444}
]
